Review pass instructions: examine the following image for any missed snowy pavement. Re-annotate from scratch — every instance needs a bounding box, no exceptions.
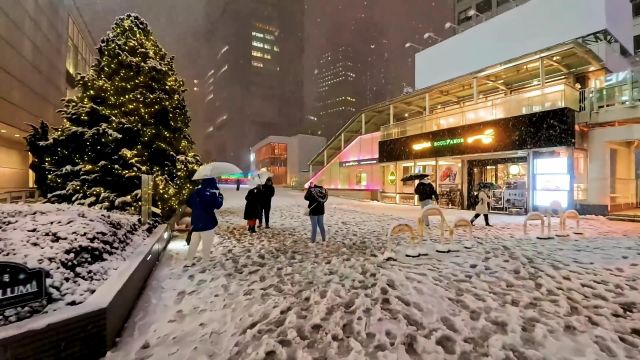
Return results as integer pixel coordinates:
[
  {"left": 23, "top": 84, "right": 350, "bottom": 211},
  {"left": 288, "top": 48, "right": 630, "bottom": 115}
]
[{"left": 106, "top": 186, "right": 640, "bottom": 360}]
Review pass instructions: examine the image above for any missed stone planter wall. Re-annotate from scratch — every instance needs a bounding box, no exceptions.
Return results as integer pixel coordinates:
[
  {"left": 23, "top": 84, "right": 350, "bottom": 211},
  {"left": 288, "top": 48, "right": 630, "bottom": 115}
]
[{"left": 0, "top": 211, "right": 181, "bottom": 360}]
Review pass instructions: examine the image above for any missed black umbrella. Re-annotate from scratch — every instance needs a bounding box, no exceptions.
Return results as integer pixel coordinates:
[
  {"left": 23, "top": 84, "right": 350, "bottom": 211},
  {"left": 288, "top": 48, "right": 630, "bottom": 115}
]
[{"left": 401, "top": 173, "right": 429, "bottom": 182}]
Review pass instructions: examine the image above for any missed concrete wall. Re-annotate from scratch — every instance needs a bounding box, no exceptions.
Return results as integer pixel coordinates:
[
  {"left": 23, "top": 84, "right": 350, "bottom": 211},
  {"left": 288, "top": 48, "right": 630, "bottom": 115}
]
[
  {"left": 0, "top": 0, "right": 68, "bottom": 131},
  {"left": 415, "top": 0, "right": 633, "bottom": 89},
  {"left": 0, "top": 135, "right": 29, "bottom": 191},
  {"left": 0, "top": 0, "right": 96, "bottom": 192},
  {"left": 587, "top": 124, "right": 640, "bottom": 212}
]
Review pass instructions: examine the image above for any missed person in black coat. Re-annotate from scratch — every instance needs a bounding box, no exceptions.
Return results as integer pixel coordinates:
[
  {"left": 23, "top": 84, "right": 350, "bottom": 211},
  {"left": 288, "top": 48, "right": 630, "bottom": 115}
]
[
  {"left": 258, "top": 177, "right": 275, "bottom": 228},
  {"left": 304, "top": 182, "right": 328, "bottom": 242},
  {"left": 244, "top": 185, "right": 262, "bottom": 233}
]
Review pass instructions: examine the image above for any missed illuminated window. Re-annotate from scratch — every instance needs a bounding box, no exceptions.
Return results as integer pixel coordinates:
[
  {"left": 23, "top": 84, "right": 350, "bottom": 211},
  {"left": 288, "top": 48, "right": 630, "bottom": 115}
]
[
  {"left": 264, "top": 34, "right": 275, "bottom": 40},
  {"left": 252, "top": 41, "right": 264, "bottom": 48},
  {"left": 66, "top": 17, "right": 92, "bottom": 75},
  {"left": 252, "top": 31, "right": 264, "bottom": 38},
  {"left": 252, "top": 60, "right": 264, "bottom": 67},
  {"left": 273, "top": 45, "right": 280, "bottom": 52},
  {"left": 263, "top": 44, "right": 272, "bottom": 50}
]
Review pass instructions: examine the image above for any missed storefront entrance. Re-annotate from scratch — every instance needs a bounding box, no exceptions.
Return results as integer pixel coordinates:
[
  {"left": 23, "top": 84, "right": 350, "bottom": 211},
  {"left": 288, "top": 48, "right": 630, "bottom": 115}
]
[{"left": 467, "top": 157, "right": 528, "bottom": 213}]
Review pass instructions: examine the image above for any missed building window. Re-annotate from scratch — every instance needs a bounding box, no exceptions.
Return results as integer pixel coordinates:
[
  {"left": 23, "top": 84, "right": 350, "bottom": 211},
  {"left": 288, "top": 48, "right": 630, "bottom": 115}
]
[
  {"left": 66, "top": 17, "right": 91, "bottom": 75},
  {"left": 634, "top": 34, "right": 640, "bottom": 55},
  {"left": 476, "top": 0, "right": 492, "bottom": 14},
  {"left": 252, "top": 41, "right": 264, "bottom": 48},
  {"left": 264, "top": 34, "right": 275, "bottom": 40},
  {"left": 633, "top": 1, "right": 640, "bottom": 18},
  {"left": 252, "top": 31, "right": 264, "bottom": 38},
  {"left": 458, "top": 7, "right": 472, "bottom": 25},
  {"left": 252, "top": 60, "right": 264, "bottom": 67}
]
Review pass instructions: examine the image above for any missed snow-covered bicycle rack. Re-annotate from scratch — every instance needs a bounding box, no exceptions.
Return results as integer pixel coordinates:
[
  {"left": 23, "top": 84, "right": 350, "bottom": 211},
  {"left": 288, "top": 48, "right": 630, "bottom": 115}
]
[
  {"left": 524, "top": 212, "right": 553, "bottom": 239},
  {"left": 417, "top": 206, "right": 447, "bottom": 239},
  {"left": 449, "top": 217, "right": 474, "bottom": 250},
  {"left": 383, "top": 222, "right": 419, "bottom": 260},
  {"left": 558, "top": 210, "right": 583, "bottom": 236}
]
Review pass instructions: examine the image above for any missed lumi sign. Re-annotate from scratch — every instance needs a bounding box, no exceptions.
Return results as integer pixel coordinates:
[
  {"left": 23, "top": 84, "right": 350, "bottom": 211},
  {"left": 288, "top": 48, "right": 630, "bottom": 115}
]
[{"left": 0, "top": 262, "right": 47, "bottom": 310}]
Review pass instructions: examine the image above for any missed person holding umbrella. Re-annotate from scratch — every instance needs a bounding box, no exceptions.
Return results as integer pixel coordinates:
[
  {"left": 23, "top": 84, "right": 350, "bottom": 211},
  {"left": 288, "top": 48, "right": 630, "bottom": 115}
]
[
  {"left": 414, "top": 175, "right": 439, "bottom": 209},
  {"left": 186, "top": 162, "right": 241, "bottom": 262},
  {"left": 185, "top": 177, "right": 224, "bottom": 262}
]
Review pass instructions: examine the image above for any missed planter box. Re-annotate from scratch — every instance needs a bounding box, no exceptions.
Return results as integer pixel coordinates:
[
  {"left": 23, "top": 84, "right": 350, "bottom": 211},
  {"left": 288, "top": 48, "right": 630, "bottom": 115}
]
[{"left": 0, "top": 217, "right": 176, "bottom": 360}]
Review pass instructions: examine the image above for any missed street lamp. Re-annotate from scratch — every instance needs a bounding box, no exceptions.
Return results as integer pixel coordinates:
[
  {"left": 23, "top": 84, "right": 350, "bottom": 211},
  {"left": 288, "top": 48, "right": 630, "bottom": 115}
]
[
  {"left": 444, "top": 22, "right": 459, "bottom": 31},
  {"left": 467, "top": 9, "right": 487, "bottom": 21},
  {"left": 423, "top": 32, "right": 442, "bottom": 42},
  {"left": 405, "top": 42, "right": 424, "bottom": 51}
]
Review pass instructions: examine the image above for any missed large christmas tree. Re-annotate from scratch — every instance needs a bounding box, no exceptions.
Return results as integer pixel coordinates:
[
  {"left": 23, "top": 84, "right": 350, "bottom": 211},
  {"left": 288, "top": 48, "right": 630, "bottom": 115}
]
[{"left": 27, "top": 14, "right": 201, "bottom": 216}]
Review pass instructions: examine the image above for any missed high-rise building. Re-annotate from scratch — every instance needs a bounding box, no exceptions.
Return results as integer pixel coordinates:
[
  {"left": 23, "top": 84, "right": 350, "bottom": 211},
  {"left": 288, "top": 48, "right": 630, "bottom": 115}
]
[
  {"left": 311, "top": 47, "right": 359, "bottom": 137},
  {"left": 0, "top": 0, "right": 95, "bottom": 193},
  {"left": 201, "top": 0, "right": 304, "bottom": 172},
  {"left": 633, "top": 0, "right": 640, "bottom": 54},
  {"left": 453, "top": 0, "right": 530, "bottom": 32}
]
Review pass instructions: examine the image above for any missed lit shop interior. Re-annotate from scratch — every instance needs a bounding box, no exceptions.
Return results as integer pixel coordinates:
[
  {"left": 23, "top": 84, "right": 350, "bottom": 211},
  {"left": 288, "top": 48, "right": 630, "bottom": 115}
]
[{"left": 308, "top": 43, "right": 602, "bottom": 213}]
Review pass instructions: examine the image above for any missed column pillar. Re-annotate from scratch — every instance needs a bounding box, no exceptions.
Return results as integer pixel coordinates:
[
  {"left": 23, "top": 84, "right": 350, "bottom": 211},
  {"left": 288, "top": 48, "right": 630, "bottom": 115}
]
[
  {"left": 539, "top": 58, "right": 545, "bottom": 87},
  {"left": 324, "top": 151, "right": 327, "bottom": 166},
  {"left": 424, "top": 93, "right": 430, "bottom": 115},
  {"left": 361, "top": 113, "right": 366, "bottom": 134},
  {"left": 473, "top": 78, "right": 478, "bottom": 104},
  {"left": 341, "top": 133, "right": 345, "bottom": 150},
  {"left": 390, "top": 105, "right": 394, "bottom": 125}
]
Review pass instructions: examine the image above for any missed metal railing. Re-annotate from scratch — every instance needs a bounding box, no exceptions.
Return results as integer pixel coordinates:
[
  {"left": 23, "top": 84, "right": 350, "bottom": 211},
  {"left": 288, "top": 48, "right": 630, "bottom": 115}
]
[
  {"left": 381, "top": 84, "right": 579, "bottom": 141},
  {"left": 579, "top": 69, "right": 640, "bottom": 113},
  {"left": 0, "top": 188, "right": 40, "bottom": 204}
]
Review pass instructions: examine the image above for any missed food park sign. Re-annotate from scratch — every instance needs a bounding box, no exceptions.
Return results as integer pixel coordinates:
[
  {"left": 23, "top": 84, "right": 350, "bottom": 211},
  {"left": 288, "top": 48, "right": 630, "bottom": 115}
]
[
  {"left": 339, "top": 158, "right": 378, "bottom": 167},
  {"left": 379, "top": 108, "right": 575, "bottom": 162},
  {"left": 0, "top": 262, "right": 47, "bottom": 310}
]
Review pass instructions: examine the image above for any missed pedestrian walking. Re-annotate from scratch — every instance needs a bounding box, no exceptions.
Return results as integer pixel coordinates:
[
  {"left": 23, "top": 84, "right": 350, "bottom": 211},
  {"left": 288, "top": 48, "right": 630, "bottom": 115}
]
[
  {"left": 470, "top": 183, "right": 492, "bottom": 226},
  {"left": 414, "top": 176, "right": 439, "bottom": 208},
  {"left": 236, "top": 178, "right": 241, "bottom": 191},
  {"left": 414, "top": 176, "right": 439, "bottom": 227},
  {"left": 185, "top": 178, "right": 224, "bottom": 262},
  {"left": 258, "top": 177, "right": 275, "bottom": 228},
  {"left": 304, "top": 182, "right": 328, "bottom": 243},
  {"left": 244, "top": 185, "right": 262, "bottom": 234}
]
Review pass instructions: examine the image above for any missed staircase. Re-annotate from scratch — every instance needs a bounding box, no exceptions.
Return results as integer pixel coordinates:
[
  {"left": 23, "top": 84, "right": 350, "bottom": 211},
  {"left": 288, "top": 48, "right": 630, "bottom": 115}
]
[{"left": 607, "top": 211, "right": 640, "bottom": 223}]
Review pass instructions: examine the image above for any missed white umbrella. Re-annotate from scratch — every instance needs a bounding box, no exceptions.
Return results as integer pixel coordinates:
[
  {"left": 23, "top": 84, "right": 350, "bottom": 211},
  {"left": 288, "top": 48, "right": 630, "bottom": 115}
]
[
  {"left": 250, "top": 170, "right": 274, "bottom": 185},
  {"left": 192, "top": 162, "right": 243, "bottom": 180}
]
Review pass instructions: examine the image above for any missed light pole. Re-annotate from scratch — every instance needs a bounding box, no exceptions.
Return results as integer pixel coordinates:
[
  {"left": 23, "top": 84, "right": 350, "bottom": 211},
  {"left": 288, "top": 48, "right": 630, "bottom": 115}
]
[
  {"left": 405, "top": 42, "right": 425, "bottom": 51},
  {"left": 467, "top": 9, "right": 487, "bottom": 22},
  {"left": 444, "top": 22, "right": 459, "bottom": 33},
  {"left": 423, "top": 32, "right": 442, "bottom": 43}
]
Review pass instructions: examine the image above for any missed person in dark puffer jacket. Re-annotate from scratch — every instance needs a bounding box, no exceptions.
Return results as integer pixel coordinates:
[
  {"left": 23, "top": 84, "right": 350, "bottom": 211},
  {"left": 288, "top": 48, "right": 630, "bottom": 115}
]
[
  {"left": 304, "top": 182, "right": 328, "bottom": 243},
  {"left": 185, "top": 178, "right": 223, "bottom": 262}
]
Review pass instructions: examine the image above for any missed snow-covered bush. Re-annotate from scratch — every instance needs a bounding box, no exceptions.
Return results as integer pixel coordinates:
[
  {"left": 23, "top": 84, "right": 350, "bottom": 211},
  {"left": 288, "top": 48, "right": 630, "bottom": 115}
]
[{"left": 0, "top": 203, "right": 150, "bottom": 326}]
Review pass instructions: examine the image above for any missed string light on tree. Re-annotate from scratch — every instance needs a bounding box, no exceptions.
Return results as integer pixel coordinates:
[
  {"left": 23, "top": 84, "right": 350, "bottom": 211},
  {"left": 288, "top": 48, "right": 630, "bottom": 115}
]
[{"left": 25, "top": 13, "right": 201, "bottom": 218}]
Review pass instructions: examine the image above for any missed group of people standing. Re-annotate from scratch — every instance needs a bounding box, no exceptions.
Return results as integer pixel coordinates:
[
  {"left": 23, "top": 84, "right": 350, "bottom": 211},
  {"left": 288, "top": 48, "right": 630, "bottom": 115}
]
[
  {"left": 185, "top": 176, "right": 330, "bottom": 261},
  {"left": 243, "top": 177, "right": 275, "bottom": 233}
]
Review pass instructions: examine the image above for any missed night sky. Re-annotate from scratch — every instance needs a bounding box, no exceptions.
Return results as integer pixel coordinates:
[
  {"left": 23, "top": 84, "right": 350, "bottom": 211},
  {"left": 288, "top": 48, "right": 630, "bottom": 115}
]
[{"left": 75, "top": 0, "right": 454, "bottom": 152}]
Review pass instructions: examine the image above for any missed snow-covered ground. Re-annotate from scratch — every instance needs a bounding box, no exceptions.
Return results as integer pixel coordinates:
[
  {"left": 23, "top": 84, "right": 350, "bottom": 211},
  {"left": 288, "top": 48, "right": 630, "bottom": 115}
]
[
  {"left": 107, "top": 186, "right": 640, "bottom": 360},
  {"left": 0, "top": 203, "right": 149, "bottom": 325}
]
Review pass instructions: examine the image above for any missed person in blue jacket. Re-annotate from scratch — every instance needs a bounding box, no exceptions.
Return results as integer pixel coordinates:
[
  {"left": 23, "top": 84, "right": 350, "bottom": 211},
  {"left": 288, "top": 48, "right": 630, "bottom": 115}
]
[{"left": 185, "top": 177, "right": 224, "bottom": 262}]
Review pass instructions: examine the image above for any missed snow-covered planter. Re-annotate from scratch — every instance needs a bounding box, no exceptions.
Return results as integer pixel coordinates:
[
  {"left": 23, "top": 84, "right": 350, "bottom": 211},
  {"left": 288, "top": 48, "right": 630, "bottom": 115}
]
[{"left": 0, "top": 203, "right": 151, "bottom": 326}]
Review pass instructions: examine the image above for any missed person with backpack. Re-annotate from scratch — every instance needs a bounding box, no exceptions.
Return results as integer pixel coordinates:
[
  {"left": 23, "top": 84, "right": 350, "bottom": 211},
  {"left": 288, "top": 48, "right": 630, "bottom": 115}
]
[
  {"left": 258, "top": 177, "right": 275, "bottom": 229},
  {"left": 470, "top": 183, "right": 492, "bottom": 227},
  {"left": 414, "top": 176, "right": 439, "bottom": 208},
  {"left": 185, "top": 178, "right": 224, "bottom": 262},
  {"left": 304, "top": 182, "right": 328, "bottom": 243}
]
